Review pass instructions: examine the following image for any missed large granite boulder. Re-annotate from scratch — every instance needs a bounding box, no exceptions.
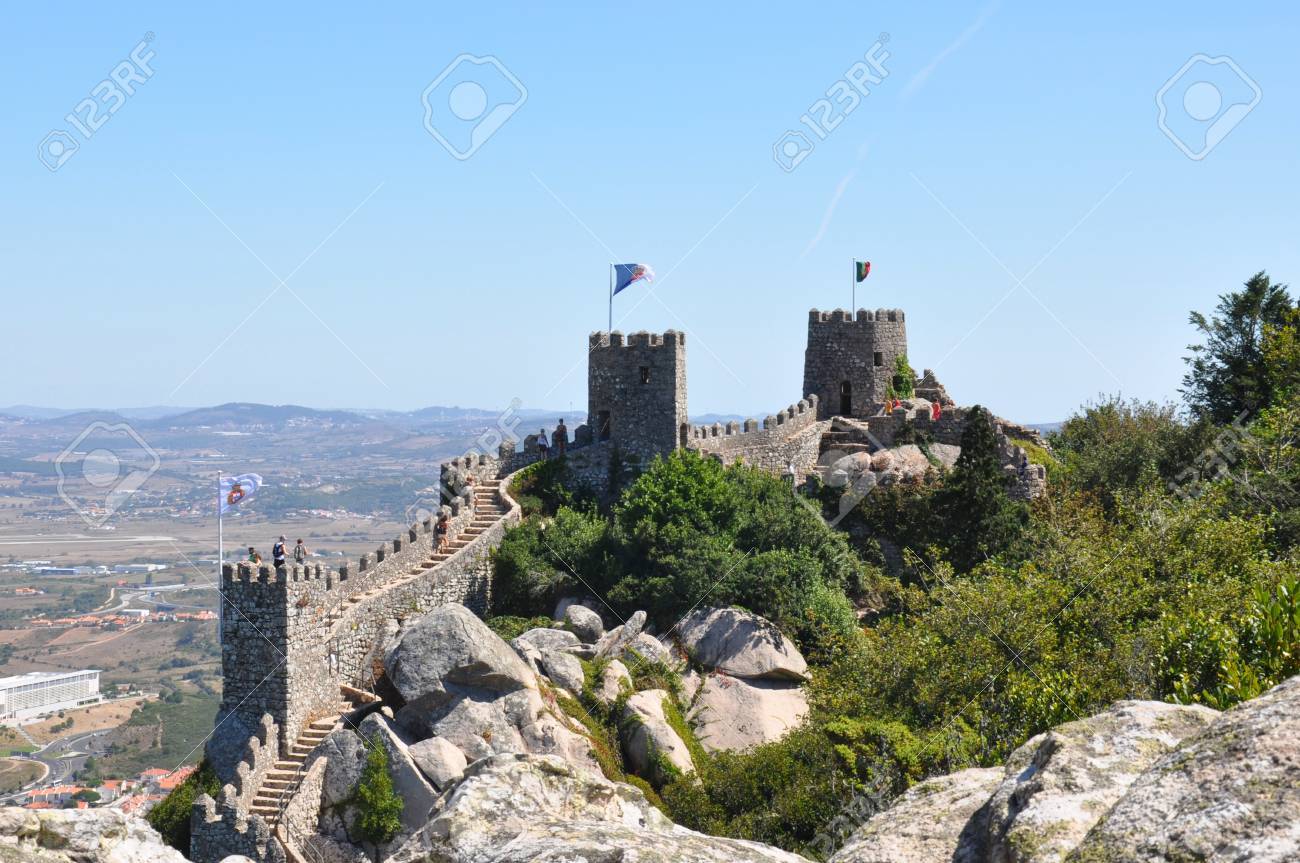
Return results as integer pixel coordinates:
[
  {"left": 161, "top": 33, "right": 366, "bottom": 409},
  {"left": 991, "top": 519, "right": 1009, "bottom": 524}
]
[
  {"left": 983, "top": 700, "right": 1219, "bottom": 863},
  {"left": 408, "top": 736, "right": 468, "bottom": 790},
  {"left": 621, "top": 689, "right": 695, "bottom": 784},
  {"left": 675, "top": 607, "right": 808, "bottom": 681},
  {"left": 688, "top": 673, "right": 808, "bottom": 753},
  {"left": 396, "top": 753, "right": 813, "bottom": 862},
  {"left": 538, "top": 648, "right": 586, "bottom": 694},
  {"left": 595, "top": 609, "right": 647, "bottom": 658},
  {"left": 312, "top": 727, "right": 367, "bottom": 807},
  {"left": 385, "top": 603, "right": 533, "bottom": 713},
  {"left": 563, "top": 603, "right": 605, "bottom": 643},
  {"left": 512, "top": 627, "right": 581, "bottom": 654},
  {"left": 594, "top": 658, "right": 632, "bottom": 706},
  {"left": 1071, "top": 675, "right": 1300, "bottom": 862},
  {"left": 829, "top": 767, "right": 1001, "bottom": 863},
  {"left": 0, "top": 808, "right": 186, "bottom": 862}
]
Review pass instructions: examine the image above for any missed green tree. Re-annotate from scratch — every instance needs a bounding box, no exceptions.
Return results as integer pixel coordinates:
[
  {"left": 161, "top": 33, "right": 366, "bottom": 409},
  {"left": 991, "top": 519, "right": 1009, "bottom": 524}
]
[
  {"left": 147, "top": 760, "right": 221, "bottom": 852},
  {"left": 1183, "top": 271, "right": 1295, "bottom": 423},
  {"left": 932, "top": 406, "right": 1028, "bottom": 572},
  {"left": 892, "top": 354, "right": 916, "bottom": 399},
  {"left": 354, "top": 742, "right": 403, "bottom": 844}
]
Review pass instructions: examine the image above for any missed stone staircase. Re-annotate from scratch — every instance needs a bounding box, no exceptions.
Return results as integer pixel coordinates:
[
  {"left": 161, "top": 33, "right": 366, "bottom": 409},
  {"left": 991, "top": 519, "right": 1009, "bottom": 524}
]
[
  {"left": 248, "top": 701, "right": 350, "bottom": 825},
  {"left": 819, "top": 416, "right": 882, "bottom": 456},
  {"left": 318, "top": 486, "right": 509, "bottom": 635}
]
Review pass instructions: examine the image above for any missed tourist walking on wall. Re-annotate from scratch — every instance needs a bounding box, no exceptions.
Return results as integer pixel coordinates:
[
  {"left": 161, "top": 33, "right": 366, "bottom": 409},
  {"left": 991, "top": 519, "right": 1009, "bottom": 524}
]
[
  {"left": 293, "top": 539, "right": 309, "bottom": 564},
  {"left": 246, "top": 547, "right": 261, "bottom": 565},
  {"left": 554, "top": 419, "right": 568, "bottom": 455},
  {"left": 932, "top": 400, "right": 942, "bottom": 421},
  {"left": 537, "top": 428, "right": 550, "bottom": 460},
  {"left": 435, "top": 513, "right": 450, "bottom": 553},
  {"left": 272, "top": 536, "right": 288, "bottom": 568}
]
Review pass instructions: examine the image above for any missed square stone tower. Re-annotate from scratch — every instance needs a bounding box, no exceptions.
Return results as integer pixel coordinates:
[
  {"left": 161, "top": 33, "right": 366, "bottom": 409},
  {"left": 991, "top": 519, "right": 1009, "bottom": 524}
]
[
  {"left": 587, "top": 330, "right": 688, "bottom": 458},
  {"left": 803, "top": 308, "right": 908, "bottom": 419}
]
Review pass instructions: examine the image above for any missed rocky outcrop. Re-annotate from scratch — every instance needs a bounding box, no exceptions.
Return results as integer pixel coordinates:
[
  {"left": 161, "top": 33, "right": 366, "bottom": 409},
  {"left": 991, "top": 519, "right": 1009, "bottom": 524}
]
[
  {"left": 675, "top": 607, "right": 808, "bottom": 681},
  {"left": 687, "top": 672, "right": 808, "bottom": 753},
  {"left": 407, "top": 736, "right": 468, "bottom": 791},
  {"left": 830, "top": 767, "right": 1001, "bottom": 863},
  {"left": 621, "top": 689, "right": 695, "bottom": 784},
  {"left": 385, "top": 603, "right": 533, "bottom": 716},
  {"left": 359, "top": 712, "right": 439, "bottom": 834},
  {"left": 983, "top": 700, "right": 1219, "bottom": 863},
  {"left": 394, "top": 753, "right": 814, "bottom": 863},
  {"left": 594, "top": 658, "right": 632, "bottom": 706},
  {"left": 595, "top": 609, "right": 647, "bottom": 658},
  {"left": 829, "top": 699, "right": 1225, "bottom": 863},
  {"left": 1071, "top": 675, "right": 1300, "bottom": 863},
  {"left": 0, "top": 808, "right": 186, "bottom": 863}
]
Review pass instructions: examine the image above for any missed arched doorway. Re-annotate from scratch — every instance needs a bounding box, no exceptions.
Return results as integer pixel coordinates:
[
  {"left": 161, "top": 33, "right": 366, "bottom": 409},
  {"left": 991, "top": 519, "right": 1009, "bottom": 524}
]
[
  {"left": 679, "top": 423, "right": 689, "bottom": 448},
  {"left": 839, "top": 381, "right": 852, "bottom": 416}
]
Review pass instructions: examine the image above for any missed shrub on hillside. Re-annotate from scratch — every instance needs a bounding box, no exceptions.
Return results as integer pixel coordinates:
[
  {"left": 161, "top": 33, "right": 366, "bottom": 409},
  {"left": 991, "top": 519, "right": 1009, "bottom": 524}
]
[{"left": 147, "top": 759, "right": 220, "bottom": 853}]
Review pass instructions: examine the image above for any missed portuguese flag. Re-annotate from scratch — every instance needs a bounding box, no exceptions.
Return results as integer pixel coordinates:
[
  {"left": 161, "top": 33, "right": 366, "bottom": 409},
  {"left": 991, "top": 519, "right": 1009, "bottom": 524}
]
[{"left": 855, "top": 260, "right": 871, "bottom": 282}]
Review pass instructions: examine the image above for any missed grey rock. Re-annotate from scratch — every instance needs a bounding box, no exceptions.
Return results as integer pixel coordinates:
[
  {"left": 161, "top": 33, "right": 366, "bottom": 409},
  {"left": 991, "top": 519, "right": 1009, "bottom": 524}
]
[
  {"left": 1073, "top": 676, "right": 1300, "bottom": 863},
  {"left": 621, "top": 689, "right": 694, "bottom": 784},
  {"left": 0, "top": 808, "right": 187, "bottom": 862},
  {"left": 408, "top": 736, "right": 468, "bottom": 790},
  {"left": 385, "top": 603, "right": 533, "bottom": 714},
  {"left": 689, "top": 673, "right": 808, "bottom": 753},
  {"left": 674, "top": 607, "right": 809, "bottom": 681},
  {"left": 830, "top": 767, "right": 1001, "bottom": 863},
  {"left": 539, "top": 649, "right": 586, "bottom": 694},
  {"left": 554, "top": 595, "right": 599, "bottom": 620},
  {"left": 983, "top": 699, "right": 1219, "bottom": 863},
  {"left": 563, "top": 603, "right": 605, "bottom": 643},
  {"left": 398, "top": 754, "right": 812, "bottom": 862},
  {"left": 622, "top": 630, "right": 671, "bottom": 665},
  {"left": 311, "top": 728, "right": 366, "bottom": 807},
  {"left": 512, "top": 626, "right": 581, "bottom": 654},
  {"left": 409, "top": 694, "right": 525, "bottom": 761},
  {"left": 594, "top": 659, "right": 633, "bottom": 707},
  {"left": 929, "top": 442, "right": 961, "bottom": 469},
  {"left": 358, "top": 712, "right": 439, "bottom": 833},
  {"left": 595, "top": 609, "right": 647, "bottom": 657}
]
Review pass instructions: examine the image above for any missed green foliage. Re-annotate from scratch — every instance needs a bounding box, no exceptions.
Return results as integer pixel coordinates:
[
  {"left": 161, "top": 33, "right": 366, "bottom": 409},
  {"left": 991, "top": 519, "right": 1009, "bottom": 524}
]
[
  {"left": 1183, "top": 271, "right": 1295, "bottom": 423},
  {"left": 491, "top": 507, "right": 611, "bottom": 618},
  {"left": 509, "top": 457, "right": 595, "bottom": 517},
  {"left": 932, "top": 405, "right": 1029, "bottom": 572},
  {"left": 1161, "top": 571, "right": 1300, "bottom": 709},
  {"left": 892, "top": 354, "right": 916, "bottom": 399},
  {"left": 147, "top": 759, "right": 220, "bottom": 853},
  {"left": 485, "top": 614, "right": 554, "bottom": 641},
  {"left": 354, "top": 742, "right": 403, "bottom": 845}
]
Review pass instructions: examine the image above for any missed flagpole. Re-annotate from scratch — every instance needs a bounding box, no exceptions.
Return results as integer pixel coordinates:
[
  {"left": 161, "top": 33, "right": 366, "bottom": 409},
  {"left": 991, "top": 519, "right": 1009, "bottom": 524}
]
[
  {"left": 216, "top": 472, "right": 223, "bottom": 648},
  {"left": 608, "top": 264, "right": 613, "bottom": 333},
  {"left": 851, "top": 259, "right": 855, "bottom": 311}
]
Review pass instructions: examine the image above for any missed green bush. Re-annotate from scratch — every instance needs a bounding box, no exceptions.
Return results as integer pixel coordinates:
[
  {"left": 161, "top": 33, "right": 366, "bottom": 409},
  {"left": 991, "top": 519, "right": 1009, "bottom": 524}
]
[
  {"left": 354, "top": 742, "right": 403, "bottom": 845},
  {"left": 147, "top": 759, "right": 221, "bottom": 853}
]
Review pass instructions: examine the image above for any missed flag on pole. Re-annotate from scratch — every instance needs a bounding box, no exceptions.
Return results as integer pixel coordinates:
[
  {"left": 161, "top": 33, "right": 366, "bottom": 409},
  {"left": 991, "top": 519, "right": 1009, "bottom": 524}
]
[
  {"left": 219, "top": 473, "right": 263, "bottom": 515},
  {"left": 855, "top": 260, "right": 871, "bottom": 282},
  {"left": 613, "top": 263, "right": 655, "bottom": 296}
]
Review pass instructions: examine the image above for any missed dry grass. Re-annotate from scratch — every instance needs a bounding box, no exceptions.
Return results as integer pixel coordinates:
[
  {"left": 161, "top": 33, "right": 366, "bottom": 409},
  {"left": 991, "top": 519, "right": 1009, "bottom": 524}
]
[
  {"left": 0, "top": 758, "right": 44, "bottom": 793},
  {"left": 23, "top": 697, "right": 149, "bottom": 745}
]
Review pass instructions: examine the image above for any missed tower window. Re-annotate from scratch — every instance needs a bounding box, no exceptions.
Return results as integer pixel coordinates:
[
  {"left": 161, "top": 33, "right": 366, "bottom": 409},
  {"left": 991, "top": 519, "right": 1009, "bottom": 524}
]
[
  {"left": 639, "top": 366, "right": 650, "bottom": 384},
  {"left": 873, "top": 352, "right": 883, "bottom": 367}
]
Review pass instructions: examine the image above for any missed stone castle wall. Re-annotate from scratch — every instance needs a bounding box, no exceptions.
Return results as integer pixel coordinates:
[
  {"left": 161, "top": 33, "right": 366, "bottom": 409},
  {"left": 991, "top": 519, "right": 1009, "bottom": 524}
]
[
  {"left": 588, "top": 330, "right": 687, "bottom": 458},
  {"left": 687, "top": 395, "right": 830, "bottom": 481},
  {"left": 803, "top": 308, "right": 908, "bottom": 420}
]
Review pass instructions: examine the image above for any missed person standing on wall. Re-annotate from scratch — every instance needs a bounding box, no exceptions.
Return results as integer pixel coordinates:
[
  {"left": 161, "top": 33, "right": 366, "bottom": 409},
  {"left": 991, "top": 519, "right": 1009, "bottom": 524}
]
[
  {"left": 246, "top": 547, "right": 261, "bottom": 565},
  {"left": 554, "top": 419, "right": 568, "bottom": 456},
  {"left": 537, "top": 428, "right": 550, "bottom": 461},
  {"left": 293, "top": 539, "right": 309, "bottom": 564},
  {"left": 272, "top": 536, "right": 287, "bottom": 569}
]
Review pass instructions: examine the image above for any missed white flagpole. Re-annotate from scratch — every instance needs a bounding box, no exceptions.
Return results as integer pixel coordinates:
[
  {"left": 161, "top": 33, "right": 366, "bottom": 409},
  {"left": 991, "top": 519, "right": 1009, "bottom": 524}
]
[
  {"left": 608, "top": 264, "right": 614, "bottom": 333},
  {"left": 216, "top": 472, "right": 223, "bottom": 648},
  {"left": 851, "top": 259, "right": 855, "bottom": 311}
]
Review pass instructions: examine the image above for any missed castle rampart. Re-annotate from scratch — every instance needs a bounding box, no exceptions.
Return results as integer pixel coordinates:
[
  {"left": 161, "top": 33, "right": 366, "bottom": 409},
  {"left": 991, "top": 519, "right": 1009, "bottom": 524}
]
[{"left": 687, "top": 395, "right": 830, "bottom": 480}]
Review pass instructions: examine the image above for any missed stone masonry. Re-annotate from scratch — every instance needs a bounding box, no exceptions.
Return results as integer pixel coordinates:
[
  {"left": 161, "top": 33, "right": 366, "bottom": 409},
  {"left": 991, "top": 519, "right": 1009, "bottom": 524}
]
[
  {"left": 587, "top": 330, "right": 688, "bottom": 458},
  {"left": 803, "top": 308, "right": 908, "bottom": 420}
]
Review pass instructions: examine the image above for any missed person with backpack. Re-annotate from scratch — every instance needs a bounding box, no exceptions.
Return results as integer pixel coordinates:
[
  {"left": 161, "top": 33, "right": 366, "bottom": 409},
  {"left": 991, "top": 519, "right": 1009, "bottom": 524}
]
[
  {"left": 272, "top": 536, "right": 287, "bottom": 569},
  {"left": 293, "top": 539, "right": 309, "bottom": 564}
]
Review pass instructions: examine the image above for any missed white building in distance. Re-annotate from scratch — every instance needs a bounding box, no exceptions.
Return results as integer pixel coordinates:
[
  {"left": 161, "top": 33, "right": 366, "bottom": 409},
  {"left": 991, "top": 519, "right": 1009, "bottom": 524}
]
[{"left": 0, "top": 670, "right": 101, "bottom": 721}]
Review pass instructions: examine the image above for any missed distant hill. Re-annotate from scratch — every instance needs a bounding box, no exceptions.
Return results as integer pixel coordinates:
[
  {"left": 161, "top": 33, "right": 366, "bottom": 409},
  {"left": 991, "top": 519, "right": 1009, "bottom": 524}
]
[
  {"left": 0, "top": 404, "right": 196, "bottom": 421},
  {"left": 155, "top": 402, "right": 368, "bottom": 429}
]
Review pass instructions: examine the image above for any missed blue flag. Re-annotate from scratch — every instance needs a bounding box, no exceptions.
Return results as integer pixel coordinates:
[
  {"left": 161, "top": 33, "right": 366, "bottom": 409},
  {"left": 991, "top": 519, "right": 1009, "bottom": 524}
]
[{"left": 613, "top": 263, "right": 655, "bottom": 295}]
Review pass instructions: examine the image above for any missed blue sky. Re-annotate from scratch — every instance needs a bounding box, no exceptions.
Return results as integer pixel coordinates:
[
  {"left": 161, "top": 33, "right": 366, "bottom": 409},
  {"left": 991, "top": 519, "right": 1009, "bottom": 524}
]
[{"left": 2, "top": 2, "right": 1297, "bottom": 423}]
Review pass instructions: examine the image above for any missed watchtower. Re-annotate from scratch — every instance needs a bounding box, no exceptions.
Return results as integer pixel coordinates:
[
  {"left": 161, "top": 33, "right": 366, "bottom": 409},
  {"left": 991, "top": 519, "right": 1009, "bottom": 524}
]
[
  {"left": 802, "top": 308, "right": 908, "bottom": 419},
  {"left": 587, "top": 330, "right": 688, "bottom": 458}
]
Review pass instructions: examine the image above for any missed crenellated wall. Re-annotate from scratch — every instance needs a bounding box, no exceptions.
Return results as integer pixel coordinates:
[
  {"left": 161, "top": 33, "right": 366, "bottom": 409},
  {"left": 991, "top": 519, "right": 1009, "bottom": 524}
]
[
  {"left": 687, "top": 395, "right": 830, "bottom": 480},
  {"left": 804, "top": 308, "right": 908, "bottom": 420},
  {"left": 588, "top": 329, "right": 688, "bottom": 458}
]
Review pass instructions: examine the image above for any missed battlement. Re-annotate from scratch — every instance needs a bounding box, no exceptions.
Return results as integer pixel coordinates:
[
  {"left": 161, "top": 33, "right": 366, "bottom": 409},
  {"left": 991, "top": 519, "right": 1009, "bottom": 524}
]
[
  {"left": 808, "top": 308, "right": 906, "bottom": 324},
  {"left": 588, "top": 329, "right": 686, "bottom": 350},
  {"left": 687, "top": 395, "right": 829, "bottom": 480}
]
